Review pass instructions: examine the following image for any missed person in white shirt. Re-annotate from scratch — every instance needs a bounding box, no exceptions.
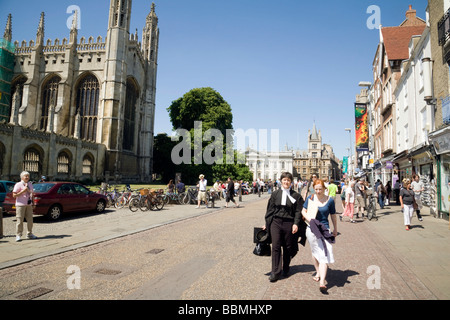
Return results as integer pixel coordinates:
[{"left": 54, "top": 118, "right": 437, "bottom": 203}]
[
  {"left": 341, "top": 181, "right": 356, "bottom": 223},
  {"left": 411, "top": 175, "right": 424, "bottom": 221},
  {"left": 196, "top": 174, "right": 208, "bottom": 209}
]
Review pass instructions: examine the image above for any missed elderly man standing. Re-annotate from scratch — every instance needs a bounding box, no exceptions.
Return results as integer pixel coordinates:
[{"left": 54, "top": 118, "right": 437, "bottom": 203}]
[{"left": 13, "top": 171, "right": 38, "bottom": 242}]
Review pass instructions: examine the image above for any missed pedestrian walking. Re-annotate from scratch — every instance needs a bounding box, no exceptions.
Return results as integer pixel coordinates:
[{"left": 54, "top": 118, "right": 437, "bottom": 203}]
[
  {"left": 354, "top": 178, "right": 366, "bottom": 219},
  {"left": 411, "top": 175, "right": 424, "bottom": 221},
  {"left": 263, "top": 172, "right": 306, "bottom": 283},
  {"left": 394, "top": 180, "right": 401, "bottom": 205},
  {"left": 341, "top": 181, "right": 355, "bottom": 223},
  {"left": 400, "top": 179, "right": 417, "bottom": 231},
  {"left": 340, "top": 180, "right": 347, "bottom": 208},
  {"left": 225, "top": 177, "right": 239, "bottom": 208},
  {"left": 327, "top": 181, "right": 338, "bottom": 200},
  {"left": 13, "top": 171, "right": 37, "bottom": 242},
  {"left": 302, "top": 179, "right": 338, "bottom": 294},
  {"left": 386, "top": 181, "right": 392, "bottom": 205},
  {"left": 377, "top": 182, "right": 387, "bottom": 210},
  {"left": 305, "top": 174, "right": 318, "bottom": 199},
  {"left": 196, "top": 174, "right": 208, "bottom": 209}
]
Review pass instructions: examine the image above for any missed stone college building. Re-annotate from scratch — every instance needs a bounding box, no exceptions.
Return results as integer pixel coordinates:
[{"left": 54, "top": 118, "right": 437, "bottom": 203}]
[{"left": 0, "top": 1, "right": 159, "bottom": 183}]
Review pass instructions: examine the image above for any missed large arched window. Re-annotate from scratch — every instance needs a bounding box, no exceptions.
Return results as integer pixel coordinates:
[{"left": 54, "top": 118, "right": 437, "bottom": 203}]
[
  {"left": 8, "top": 76, "right": 27, "bottom": 120},
  {"left": 75, "top": 74, "right": 100, "bottom": 142},
  {"left": 82, "top": 154, "right": 94, "bottom": 175},
  {"left": 57, "top": 151, "right": 71, "bottom": 175},
  {"left": 123, "top": 79, "right": 139, "bottom": 151},
  {"left": 40, "top": 75, "right": 61, "bottom": 130},
  {"left": 23, "top": 147, "right": 42, "bottom": 179}
]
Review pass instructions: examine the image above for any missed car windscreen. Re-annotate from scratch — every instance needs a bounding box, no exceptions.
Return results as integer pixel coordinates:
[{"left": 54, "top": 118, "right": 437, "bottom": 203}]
[{"left": 33, "top": 183, "right": 56, "bottom": 193}]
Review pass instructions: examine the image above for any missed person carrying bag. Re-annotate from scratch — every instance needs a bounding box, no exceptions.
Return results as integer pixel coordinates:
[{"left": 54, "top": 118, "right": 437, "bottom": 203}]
[{"left": 261, "top": 172, "right": 306, "bottom": 283}]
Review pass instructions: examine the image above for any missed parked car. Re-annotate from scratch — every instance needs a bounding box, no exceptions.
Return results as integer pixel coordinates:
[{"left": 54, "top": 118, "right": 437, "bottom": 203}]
[
  {"left": 2, "top": 182, "right": 108, "bottom": 221},
  {"left": 0, "top": 181, "right": 16, "bottom": 208}
]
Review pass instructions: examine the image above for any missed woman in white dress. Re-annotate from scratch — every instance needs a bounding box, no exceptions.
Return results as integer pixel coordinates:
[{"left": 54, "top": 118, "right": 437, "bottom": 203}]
[{"left": 302, "top": 179, "right": 338, "bottom": 294}]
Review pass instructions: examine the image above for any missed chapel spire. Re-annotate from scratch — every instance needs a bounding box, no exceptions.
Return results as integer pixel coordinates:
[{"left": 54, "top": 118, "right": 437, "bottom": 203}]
[
  {"left": 36, "top": 12, "right": 45, "bottom": 46},
  {"left": 3, "top": 14, "right": 12, "bottom": 42}
]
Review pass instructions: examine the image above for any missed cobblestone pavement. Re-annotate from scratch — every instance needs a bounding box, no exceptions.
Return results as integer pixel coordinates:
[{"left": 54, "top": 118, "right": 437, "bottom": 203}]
[{"left": 0, "top": 192, "right": 449, "bottom": 300}]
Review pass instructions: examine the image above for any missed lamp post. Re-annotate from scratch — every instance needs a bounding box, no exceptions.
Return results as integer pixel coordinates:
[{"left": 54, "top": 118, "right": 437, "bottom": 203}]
[{"left": 345, "top": 128, "right": 353, "bottom": 178}]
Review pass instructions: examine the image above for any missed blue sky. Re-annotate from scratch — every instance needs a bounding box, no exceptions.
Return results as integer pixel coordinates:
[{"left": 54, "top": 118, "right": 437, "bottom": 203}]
[{"left": 1, "top": 0, "right": 428, "bottom": 160}]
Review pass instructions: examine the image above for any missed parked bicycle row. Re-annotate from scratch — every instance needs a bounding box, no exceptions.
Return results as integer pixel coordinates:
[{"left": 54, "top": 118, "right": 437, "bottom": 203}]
[{"left": 97, "top": 184, "right": 222, "bottom": 212}]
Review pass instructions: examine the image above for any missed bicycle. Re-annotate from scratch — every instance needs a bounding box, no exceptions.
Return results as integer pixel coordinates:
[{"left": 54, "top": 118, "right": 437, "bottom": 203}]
[
  {"left": 132, "top": 189, "right": 165, "bottom": 211},
  {"left": 97, "top": 184, "right": 120, "bottom": 208},
  {"left": 129, "top": 189, "right": 146, "bottom": 212},
  {"left": 115, "top": 185, "right": 135, "bottom": 209},
  {"left": 366, "top": 187, "right": 378, "bottom": 221},
  {"left": 161, "top": 189, "right": 182, "bottom": 205}
]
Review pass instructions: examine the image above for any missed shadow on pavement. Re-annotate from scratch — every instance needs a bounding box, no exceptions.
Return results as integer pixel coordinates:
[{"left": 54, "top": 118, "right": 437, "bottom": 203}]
[{"left": 327, "top": 269, "right": 359, "bottom": 289}]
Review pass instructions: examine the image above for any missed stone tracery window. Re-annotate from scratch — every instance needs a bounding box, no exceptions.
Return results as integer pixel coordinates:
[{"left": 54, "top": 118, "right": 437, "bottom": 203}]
[
  {"left": 82, "top": 155, "right": 93, "bottom": 175},
  {"left": 123, "top": 79, "right": 139, "bottom": 151},
  {"left": 75, "top": 74, "right": 99, "bottom": 142},
  {"left": 23, "top": 147, "right": 42, "bottom": 177},
  {"left": 57, "top": 151, "right": 71, "bottom": 174},
  {"left": 40, "top": 75, "right": 61, "bottom": 130}
]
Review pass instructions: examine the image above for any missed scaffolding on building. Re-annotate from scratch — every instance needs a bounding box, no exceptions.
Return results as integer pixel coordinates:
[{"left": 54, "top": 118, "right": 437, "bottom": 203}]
[{"left": 0, "top": 38, "right": 15, "bottom": 122}]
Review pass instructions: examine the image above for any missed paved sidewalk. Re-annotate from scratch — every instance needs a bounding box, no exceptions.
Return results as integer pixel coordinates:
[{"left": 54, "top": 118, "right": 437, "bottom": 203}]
[
  {"left": 264, "top": 199, "right": 450, "bottom": 300},
  {"left": 0, "top": 192, "right": 449, "bottom": 300},
  {"left": 0, "top": 193, "right": 268, "bottom": 270}
]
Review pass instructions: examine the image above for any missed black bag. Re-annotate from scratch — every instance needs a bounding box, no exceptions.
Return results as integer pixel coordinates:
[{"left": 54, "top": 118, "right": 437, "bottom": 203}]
[{"left": 253, "top": 242, "right": 271, "bottom": 256}]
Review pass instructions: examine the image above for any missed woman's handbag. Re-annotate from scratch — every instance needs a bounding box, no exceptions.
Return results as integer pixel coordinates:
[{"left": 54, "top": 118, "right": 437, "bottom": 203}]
[{"left": 253, "top": 242, "right": 271, "bottom": 256}]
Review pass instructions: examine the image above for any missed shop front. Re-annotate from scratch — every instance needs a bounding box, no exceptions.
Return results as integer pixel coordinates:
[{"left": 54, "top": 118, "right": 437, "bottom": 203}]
[
  {"left": 410, "top": 142, "right": 435, "bottom": 180},
  {"left": 429, "top": 126, "right": 450, "bottom": 220},
  {"left": 393, "top": 150, "right": 413, "bottom": 181}
]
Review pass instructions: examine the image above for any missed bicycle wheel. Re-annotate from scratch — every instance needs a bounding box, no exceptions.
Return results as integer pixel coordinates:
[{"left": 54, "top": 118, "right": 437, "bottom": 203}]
[
  {"left": 177, "top": 193, "right": 184, "bottom": 205},
  {"left": 155, "top": 195, "right": 165, "bottom": 211},
  {"left": 162, "top": 194, "right": 170, "bottom": 205},
  {"left": 140, "top": 196, "right": 150, "bottom": 212},
  {"left": 106, "top": 194, "right": 113, "bottom": 208},
  {"left": 129, "top": 198, "right": 140, "bottom": 212},
  {"left": 115, "top": 195, "right": 126, "bottom": 209}
]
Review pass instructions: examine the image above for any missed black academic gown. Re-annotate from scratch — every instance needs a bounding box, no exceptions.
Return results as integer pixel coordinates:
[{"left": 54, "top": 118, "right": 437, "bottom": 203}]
[{"left": 265, "top": 189, "right": 307, "bottom": 253}]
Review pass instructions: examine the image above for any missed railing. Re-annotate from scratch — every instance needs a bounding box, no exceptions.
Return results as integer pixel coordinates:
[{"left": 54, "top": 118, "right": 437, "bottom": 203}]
[{"left": 438, "top": 8, "right": 450, "bottom": 46}]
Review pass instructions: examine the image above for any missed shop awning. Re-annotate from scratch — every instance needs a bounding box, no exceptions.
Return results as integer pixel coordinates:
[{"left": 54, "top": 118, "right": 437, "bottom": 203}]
[
  {"left": 393, "top": 150, "right": 409, "bottom": 162},
  {"left": 428, "top": 126, "right": 450, "bottom": 155}
]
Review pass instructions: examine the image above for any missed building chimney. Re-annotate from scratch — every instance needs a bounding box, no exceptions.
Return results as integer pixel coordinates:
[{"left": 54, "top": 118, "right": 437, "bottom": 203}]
[{"left": 406, "top": 5, "right": 416, "bottom": 21}]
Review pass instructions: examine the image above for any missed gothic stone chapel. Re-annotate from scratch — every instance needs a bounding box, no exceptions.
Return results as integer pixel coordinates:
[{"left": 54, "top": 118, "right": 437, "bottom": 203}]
[{"left": 0, "top": 0, "right": 159, "bottom": 183}]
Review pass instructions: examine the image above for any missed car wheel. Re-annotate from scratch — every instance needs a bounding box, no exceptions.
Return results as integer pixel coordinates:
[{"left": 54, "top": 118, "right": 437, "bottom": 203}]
[
  {"left": 96, "top": 200, "right": 106, "bottom": 213},
  {"left": 48, "top": 205, "right": 62, "bottom": 221}
]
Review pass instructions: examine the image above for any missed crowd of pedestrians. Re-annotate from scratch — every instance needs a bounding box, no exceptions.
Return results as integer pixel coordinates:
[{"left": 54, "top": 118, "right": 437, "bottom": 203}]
[{"left": 256, "top": 170, "right": 431, "bottom": 295}]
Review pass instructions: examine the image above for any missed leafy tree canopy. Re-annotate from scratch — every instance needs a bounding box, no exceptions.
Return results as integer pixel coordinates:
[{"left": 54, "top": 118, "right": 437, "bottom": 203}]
[{"left": 167, "top": 87, "right": 233, "bottom": 135}]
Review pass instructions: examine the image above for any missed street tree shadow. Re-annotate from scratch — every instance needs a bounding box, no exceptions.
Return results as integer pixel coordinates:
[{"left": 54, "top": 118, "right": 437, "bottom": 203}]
[{"left": 326, "top": 268, "right": 359, "bottom": 289}]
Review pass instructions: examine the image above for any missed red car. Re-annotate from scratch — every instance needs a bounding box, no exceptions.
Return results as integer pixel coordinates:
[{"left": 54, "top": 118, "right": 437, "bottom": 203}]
[{"left": 2, "top": 182, "right": 108, "bottom": 221}]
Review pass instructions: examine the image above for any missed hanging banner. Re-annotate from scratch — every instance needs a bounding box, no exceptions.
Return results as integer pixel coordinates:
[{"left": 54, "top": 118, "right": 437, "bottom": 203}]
[
  {"left": 355, "top": 103, "right": 369, "bottom": 152},
  {"left": 343, "top": 156, "right": 348, "bottom": 174}
]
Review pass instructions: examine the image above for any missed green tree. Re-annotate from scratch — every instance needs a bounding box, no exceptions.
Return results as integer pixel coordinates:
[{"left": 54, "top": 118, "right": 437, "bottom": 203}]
[
  {"left": 168, "top": 87, "right": 233, "bottom": 135},
  {"left": 165, "top": 87, "right": 252, "bottom": 185}
]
